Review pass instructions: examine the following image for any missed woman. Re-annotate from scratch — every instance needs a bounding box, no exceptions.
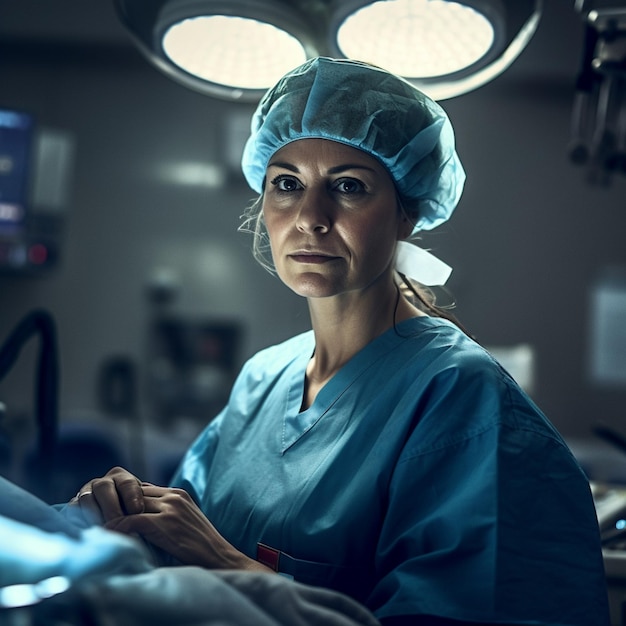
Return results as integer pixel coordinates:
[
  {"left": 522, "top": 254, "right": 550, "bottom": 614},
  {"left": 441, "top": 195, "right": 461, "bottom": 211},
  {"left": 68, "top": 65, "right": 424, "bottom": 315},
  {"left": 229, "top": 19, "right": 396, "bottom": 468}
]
[{"left": 71, "top": 58, "right": 609, "bottom": 625}]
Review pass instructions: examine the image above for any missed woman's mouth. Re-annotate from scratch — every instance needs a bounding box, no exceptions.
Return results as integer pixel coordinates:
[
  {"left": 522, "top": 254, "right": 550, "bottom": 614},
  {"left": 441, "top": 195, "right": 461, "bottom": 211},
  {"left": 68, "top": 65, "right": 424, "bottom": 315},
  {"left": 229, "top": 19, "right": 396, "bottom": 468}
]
[{"left": 289, "top": 252, "right": 340, "bottom": 264}]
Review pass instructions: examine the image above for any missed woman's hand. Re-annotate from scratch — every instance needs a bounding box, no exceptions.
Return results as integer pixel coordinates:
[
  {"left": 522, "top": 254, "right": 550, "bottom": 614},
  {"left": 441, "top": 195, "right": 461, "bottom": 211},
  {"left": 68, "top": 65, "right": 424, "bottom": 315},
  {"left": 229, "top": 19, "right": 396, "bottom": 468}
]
[
  {"left": 104, "top": 483, "right": 272, "bottom": 573},
  {"left": 69, "top": 466, "right": 144, "bottom": 526}
]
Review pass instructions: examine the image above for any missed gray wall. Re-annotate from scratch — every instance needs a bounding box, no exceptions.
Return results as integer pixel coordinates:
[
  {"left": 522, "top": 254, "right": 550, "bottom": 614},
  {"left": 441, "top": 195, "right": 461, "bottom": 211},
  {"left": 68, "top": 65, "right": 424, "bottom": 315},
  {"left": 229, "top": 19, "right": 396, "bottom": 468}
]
[{"left": 1, "top": 3, "right": 625, "bottom": 475}]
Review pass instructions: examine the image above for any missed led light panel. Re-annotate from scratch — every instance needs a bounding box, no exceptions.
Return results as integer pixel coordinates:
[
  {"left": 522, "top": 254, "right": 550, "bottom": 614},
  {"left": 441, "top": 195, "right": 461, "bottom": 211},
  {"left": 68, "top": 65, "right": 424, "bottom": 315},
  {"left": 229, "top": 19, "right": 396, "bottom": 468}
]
[
  {"left": 335, "top": 0, "right": 495, "bottom": 78},
  {"left": 162, "top": 15, "right": 308, "bottom": 89}
]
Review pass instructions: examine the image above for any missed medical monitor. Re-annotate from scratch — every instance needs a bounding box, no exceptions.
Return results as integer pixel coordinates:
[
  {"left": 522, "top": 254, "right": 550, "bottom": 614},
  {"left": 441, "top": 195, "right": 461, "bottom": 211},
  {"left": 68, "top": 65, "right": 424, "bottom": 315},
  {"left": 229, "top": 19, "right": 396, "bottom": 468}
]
[
  {"left": 0, "top": 108, "right": 33, "bottom": 235},
  {"left": 0, "top": 107, "right": 73, "bottom": 274}
]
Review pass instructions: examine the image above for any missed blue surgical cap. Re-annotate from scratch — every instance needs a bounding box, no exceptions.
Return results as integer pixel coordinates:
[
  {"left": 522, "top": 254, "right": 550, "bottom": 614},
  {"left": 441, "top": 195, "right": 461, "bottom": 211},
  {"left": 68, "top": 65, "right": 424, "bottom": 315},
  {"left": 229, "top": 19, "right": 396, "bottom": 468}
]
[{"left": 241, "top": 57, "right": 465, "bottom": 231}]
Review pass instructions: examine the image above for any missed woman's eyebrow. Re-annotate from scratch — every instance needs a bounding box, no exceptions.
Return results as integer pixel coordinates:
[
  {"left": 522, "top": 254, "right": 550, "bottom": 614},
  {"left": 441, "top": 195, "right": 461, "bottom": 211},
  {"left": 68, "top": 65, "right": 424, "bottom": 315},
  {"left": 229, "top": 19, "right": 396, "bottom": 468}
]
[
  {"left": 267, "top": 161, "right": 299, "bottom": 172},
  {"left": 327, "top": 164, "right": 377, "bottom": 174}
]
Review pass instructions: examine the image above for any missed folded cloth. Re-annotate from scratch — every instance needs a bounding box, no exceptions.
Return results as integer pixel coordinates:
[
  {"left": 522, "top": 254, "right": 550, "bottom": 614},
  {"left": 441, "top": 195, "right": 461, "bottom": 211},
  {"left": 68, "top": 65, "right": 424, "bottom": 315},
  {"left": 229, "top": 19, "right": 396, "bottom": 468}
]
[
  {"left": 0, "top": 475, "right": 83, "bottom": 538},
  {"left": 81, "top": 566, "right": 382, "bottom": 626},
  {"left": 0, "top": 514, "right": 152, "bottom": 589}
]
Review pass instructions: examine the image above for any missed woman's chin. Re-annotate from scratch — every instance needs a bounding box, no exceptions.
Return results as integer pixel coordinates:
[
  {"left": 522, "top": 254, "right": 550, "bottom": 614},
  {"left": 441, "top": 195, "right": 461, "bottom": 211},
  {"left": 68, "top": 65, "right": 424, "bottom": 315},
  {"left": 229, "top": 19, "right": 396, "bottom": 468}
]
[{"left": 282, "top": 273, "right": 345, "bottom": 299}]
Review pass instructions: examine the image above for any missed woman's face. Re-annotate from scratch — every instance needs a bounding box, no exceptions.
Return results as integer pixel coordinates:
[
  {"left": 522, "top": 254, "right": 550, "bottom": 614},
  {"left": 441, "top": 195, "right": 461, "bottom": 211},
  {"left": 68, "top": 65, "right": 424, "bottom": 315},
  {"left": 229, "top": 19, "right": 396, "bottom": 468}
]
[{"left": 262, "top": 138, "right": 411, "bottom": 299}]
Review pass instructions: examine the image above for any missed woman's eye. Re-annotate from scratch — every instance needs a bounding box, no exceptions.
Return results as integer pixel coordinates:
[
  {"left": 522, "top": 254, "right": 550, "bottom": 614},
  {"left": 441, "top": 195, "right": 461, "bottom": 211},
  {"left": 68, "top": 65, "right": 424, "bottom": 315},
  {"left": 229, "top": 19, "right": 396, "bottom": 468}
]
[
  {"left": 334, "top": 178, "right": 364, "bottom": 194},
  {"left": 270, "top": 175, "right": 301, "bottom": 192}
]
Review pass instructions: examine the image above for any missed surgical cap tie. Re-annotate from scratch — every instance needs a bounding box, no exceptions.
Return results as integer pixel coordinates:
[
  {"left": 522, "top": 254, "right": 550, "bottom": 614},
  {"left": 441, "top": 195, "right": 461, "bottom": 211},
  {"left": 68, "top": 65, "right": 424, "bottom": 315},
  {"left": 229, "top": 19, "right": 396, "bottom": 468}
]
[{"left": 395, "top": 241, "right": 452, "bottom": 286}]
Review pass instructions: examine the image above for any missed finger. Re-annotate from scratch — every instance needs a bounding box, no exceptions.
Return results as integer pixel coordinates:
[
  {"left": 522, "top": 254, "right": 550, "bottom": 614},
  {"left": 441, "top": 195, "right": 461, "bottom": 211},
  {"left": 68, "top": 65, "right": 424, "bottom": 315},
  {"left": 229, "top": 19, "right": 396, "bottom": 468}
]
[
  {"left": 140, "top": 485, "right": 171, "bottom": 498},
  {"left": 104, "top": 515, "right": 132, "bottom": 533},
  {"left": 71, "top": 480, "right": 93, "bottom": 503},
  {"left": 91, "top": 479, "right": 128, "bottom": 520},
  {"left": 138, "top": 495, "right": 173, "bottom": 513},
  {"left": 105, "top": 514, "right": 153, "bottom": 537},
  {"left": 112, "top": 474, "right": 145, "bottom": 515},
  {"left": 76, "top": 490, "right": 105, "bottom": 525}
]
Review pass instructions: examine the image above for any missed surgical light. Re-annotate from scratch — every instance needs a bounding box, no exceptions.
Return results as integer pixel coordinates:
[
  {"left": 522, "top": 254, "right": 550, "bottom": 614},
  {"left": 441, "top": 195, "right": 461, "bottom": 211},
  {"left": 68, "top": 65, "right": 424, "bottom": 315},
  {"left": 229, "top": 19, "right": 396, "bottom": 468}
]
[
  {"left": 117, "top": 0, "right": 316, "bottom": 101},
  {"left": 161, "top": 16, "right": 307, "bottom": 90},
  {"left": 114, "top": 0, "right": 543, "bottom": 102},
  {"left": 332, "top": 0, "right": 495, "bottom": 79}
]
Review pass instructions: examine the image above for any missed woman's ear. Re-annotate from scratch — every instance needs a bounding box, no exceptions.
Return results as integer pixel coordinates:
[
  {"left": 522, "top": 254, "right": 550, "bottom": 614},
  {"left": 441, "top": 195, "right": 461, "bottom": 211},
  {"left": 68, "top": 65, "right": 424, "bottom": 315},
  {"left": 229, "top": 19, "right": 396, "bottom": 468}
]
[
  {"left": 395, "top": 195, "right": 419, "bottom": 240},
  {"left": 397, "top": 215, "right": 414, "bottom": 240}
]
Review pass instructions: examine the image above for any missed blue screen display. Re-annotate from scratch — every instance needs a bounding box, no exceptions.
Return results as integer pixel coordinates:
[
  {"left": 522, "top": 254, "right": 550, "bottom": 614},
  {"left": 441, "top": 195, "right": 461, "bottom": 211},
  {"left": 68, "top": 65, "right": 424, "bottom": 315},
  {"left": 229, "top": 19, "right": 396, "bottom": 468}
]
[{"left": 0, "top": 109, "right": 34, "bottom": 230}]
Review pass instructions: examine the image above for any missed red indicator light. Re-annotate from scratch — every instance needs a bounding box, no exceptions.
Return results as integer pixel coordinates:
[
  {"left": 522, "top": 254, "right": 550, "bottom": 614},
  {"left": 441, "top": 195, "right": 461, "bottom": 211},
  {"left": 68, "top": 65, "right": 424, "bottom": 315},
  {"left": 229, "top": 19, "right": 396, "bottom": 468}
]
[{"left": 28, "top": 243, "right": 48, "bottom": 265}]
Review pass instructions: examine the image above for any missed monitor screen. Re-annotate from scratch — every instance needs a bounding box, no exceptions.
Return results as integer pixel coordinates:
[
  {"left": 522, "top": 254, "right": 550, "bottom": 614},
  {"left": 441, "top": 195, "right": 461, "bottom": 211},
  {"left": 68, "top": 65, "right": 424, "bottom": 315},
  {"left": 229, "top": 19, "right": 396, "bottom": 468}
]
[{"left": 0, "top": 108, "right": 34, "bottom": 234}]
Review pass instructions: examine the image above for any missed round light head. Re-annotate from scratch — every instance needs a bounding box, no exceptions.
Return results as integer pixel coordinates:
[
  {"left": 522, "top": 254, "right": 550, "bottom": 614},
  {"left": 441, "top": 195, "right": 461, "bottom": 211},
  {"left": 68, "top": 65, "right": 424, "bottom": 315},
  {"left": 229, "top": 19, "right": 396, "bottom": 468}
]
[
  {"left": 160, "top": 15, "right": 308, "bottom": 90},
  {"left": 326, "top": 0, "right": 543, "bottom": 100},
  {"left": 152, "top": 0, "right": 314, "bottom": 100},
  {"left": 333, "top": 0, "right": 496, "bottom": 79}
]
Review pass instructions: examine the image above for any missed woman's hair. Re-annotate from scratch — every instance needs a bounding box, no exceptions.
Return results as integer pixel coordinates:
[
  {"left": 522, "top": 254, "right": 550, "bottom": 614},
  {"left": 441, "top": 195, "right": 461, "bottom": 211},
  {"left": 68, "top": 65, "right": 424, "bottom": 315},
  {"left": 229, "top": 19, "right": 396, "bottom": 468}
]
[
  {"left": 238, "top": 195, "right": 273, "bottom": 274},
  {"left": 396, "top": 272, "right": 469, "bottom": 334},
  {"left": 238, "top": 193, "right": 469, "bottom": 335}
]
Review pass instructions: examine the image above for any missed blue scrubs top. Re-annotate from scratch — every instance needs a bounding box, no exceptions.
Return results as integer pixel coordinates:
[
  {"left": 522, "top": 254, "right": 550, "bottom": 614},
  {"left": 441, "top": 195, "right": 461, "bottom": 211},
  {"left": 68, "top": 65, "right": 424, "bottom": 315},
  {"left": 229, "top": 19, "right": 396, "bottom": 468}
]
[{"left": 170, "top": 316, "right": 609, "bottom": 625}]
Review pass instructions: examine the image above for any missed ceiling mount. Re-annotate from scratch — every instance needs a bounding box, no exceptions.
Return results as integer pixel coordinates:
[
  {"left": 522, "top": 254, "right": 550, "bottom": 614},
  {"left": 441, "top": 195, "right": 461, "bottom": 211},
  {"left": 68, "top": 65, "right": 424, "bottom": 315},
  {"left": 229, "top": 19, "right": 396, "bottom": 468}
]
[{"left": 569, "top": 1, "right": 626, "bottom": 184}]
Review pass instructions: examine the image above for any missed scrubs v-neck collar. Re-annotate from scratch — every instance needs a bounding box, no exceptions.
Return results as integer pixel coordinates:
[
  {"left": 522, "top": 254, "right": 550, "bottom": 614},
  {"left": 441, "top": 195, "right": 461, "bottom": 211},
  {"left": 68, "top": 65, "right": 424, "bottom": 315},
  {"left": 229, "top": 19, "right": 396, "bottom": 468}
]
[{"left": 281, "top": 316, "right": 437, "bottom": 452}]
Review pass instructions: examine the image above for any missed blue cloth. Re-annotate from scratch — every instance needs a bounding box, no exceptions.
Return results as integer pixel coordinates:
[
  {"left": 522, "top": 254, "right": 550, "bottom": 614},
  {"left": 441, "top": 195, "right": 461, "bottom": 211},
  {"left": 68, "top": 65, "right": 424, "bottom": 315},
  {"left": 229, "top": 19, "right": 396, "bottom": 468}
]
[{"left": 171, "top": 316, "right": 609, "bottom": 625}]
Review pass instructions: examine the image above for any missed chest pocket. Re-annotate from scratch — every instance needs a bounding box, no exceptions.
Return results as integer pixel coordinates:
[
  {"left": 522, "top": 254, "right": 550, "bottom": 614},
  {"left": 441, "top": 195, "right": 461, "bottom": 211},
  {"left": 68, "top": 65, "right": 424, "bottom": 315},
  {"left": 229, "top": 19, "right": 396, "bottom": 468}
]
[{"left": 257, "top": 543, "right": 373, "bottom": 602}]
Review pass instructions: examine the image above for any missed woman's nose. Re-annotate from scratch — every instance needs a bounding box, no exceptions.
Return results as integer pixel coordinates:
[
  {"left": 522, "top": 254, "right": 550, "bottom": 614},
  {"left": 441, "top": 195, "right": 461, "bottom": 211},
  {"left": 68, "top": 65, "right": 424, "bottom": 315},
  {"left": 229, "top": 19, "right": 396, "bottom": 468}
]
[{"left": 295, "top": 189, "right": 332, "bottom": 233}]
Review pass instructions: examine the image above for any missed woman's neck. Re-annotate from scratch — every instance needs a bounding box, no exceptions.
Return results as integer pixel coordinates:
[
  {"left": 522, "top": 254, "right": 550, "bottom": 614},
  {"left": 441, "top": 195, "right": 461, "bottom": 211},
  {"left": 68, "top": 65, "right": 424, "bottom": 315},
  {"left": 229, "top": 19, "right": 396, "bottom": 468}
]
[{"left": 301, "top": 280, "right": 424, "bottom": 409}]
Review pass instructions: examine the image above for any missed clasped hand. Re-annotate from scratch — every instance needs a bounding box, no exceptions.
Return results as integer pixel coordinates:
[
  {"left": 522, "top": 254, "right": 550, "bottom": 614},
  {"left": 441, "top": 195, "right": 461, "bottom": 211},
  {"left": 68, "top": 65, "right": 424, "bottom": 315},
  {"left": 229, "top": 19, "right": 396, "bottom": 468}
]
[{"left": 69, "top": 467, "right": 266, "bottom": 572}]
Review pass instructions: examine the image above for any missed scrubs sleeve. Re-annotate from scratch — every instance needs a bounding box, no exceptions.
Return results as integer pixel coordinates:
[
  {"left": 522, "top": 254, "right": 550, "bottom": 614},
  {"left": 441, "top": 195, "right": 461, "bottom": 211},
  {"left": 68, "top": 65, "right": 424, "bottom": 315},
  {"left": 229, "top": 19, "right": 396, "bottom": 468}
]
[
  {"left": 168, "top": 410, "right": 224, "bottom": 505},
  {"left": 168, "top": 354, "right": 260, "bottom": 502},
  {"left": 367, "top": 367, "right": 609, "bottom": 625}
]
